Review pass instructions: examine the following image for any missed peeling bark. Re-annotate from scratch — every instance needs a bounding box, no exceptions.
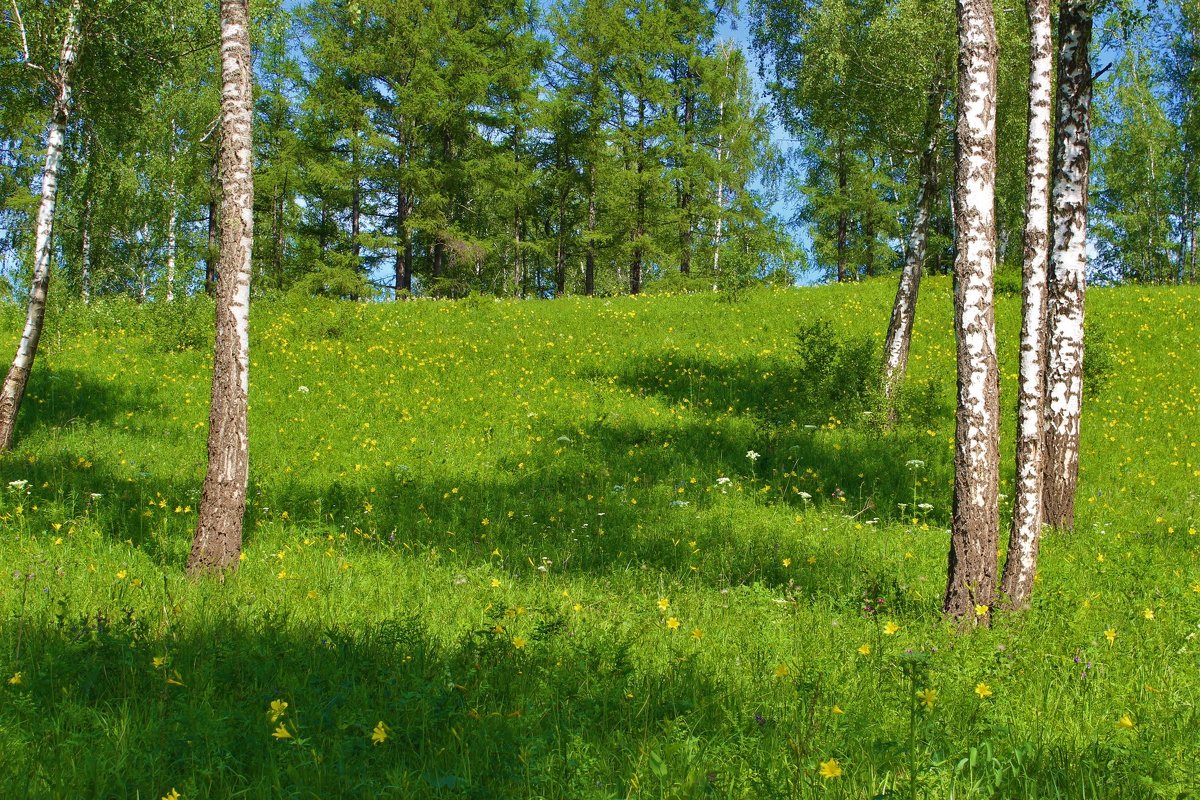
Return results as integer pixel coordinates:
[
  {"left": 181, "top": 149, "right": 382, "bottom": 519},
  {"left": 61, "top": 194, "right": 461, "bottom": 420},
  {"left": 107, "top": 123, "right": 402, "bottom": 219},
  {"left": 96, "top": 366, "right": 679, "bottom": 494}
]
[
  {"left": 944, "top": 0, "right": 1000, "bottom": 622},
  {"left": 1001, "top": 0, "right": 1054, "bottom": 607},
  {"left": 0, "top": 0, "right": 82, "bottom": 452},
  {"left": 1043, "top": 0, "right": 1092, "bottom": 530},
  {"left": 188, "top": 0, "right": 255, "bottom": 575}
]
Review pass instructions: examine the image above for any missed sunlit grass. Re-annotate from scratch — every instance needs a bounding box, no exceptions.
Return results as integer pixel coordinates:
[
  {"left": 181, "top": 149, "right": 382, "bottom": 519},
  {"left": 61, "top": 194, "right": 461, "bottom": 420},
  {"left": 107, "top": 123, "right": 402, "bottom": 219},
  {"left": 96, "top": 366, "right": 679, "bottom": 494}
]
[{"left": 1, "top": 279, "right": 1197, "bottom": 798}]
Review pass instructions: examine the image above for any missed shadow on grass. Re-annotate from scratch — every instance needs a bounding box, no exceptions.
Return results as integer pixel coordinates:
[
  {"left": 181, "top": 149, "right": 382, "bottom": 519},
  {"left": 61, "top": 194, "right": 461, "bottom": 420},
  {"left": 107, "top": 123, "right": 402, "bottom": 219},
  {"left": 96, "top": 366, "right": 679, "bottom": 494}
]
[{"left": 0, "top": 610, "right": 1159, "bottom": 799}]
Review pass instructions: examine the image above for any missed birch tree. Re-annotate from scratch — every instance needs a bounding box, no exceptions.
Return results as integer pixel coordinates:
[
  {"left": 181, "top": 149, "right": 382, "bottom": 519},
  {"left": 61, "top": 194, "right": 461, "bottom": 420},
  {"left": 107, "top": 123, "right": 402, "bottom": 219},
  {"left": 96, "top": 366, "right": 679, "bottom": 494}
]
[
  {"left": 943, "top": 0, "right": 1000, "bottom": 622},
  {"left": 881, "top": 68, "right": 949, "bottom": 411},
  {"left": 188, "top": 0, "right": 254, "bottom": 575},
  {"left": 1042, "top": 0, "right": 1092, "bottom": 530},
  {"left": 1000, "top": 0, "right": 1054, "bottom": 607},
  {"left": 0, "top": 0, "right": 81, "bottom": 452}
]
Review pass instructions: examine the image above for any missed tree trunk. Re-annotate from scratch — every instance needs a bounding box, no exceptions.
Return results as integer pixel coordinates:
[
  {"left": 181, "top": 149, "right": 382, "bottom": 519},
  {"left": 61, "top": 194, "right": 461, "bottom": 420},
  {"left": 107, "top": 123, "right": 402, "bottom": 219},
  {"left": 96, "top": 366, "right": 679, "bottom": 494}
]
[
  {"left": 680, "top": 65, "right": 694, "bottom": 275},
  {"left": 80, "top": 198, "right": 92, "bottom": 303},
  {"left": 1001, "top": 0, "right": 1054, "bottom": 608},
  {"left": 555, "top": 186, "right": 567, "bottom": 297},
  {"left": 632, "top": 92, "right": 646, "bottom": 296},
  {"left": 0, "top": 0, "right": 81, "bottom": 452},
  {"left": 586, "top": 162, "right": 597, "bottom": 296},
  {"left": 206, "top": 149, "right": 219, "bottom": 296},
  {"left": 836, "top": 140, "right": 849, "bottom": 283},
  {"left": 188, "top": 0, "right": 255, "bottom": 575},
  {"left": 166, "top": 120, "right": 178, "bottom": 302},
  {"left": 882, "top": 72, "right": 946, "bottom": 410},
  {"left": 943, "top": 0, "right": 1000, "bottom": 622},
  {"left": 1043, "top": 0, "right": 1092, "bottom": 530},
  {"left": 395, "top": 187, "right": 411, "bottom": 296}
]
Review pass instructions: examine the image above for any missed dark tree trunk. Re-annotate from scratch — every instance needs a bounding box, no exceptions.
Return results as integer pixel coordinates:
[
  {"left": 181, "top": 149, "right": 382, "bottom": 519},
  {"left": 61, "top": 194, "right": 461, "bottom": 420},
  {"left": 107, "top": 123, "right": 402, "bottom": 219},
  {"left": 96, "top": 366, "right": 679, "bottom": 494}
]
[
  {"left": 632, "top": 93, "right": 646, "bottom": 295},
  {"left": 586, "top": 163, "right": 597, "bottom": 296},
  {"left": 206, "top": 149, "right": 220, "bottom": 296},
  {"left": 836, "top": 140, "right": 849, "bottom": 283}
]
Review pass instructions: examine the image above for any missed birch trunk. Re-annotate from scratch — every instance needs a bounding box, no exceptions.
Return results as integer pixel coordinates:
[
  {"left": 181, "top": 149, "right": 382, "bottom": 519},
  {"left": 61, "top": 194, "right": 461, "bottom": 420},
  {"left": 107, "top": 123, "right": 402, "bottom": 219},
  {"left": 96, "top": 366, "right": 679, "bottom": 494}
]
[
  {"left": 188, "top": 0, "right": 255, "bottom": 575},
  {"left": 1042, "top": 0, "right": 1092, "bottom": 530},
  {"left": 1001, "top": 0, "right": 1054, "bottom": 607},
  {"left": 166, "top": 120, "right": 178, "bottom": 302},
  {"left": 0, "top": 0, "right": 82, "bottom": 452},
  {"left": 881, "top": 72, "right": 946, "bottom": 410},
  {"left": 943, "top": 0, "right": 1000, "bottom": 622}
]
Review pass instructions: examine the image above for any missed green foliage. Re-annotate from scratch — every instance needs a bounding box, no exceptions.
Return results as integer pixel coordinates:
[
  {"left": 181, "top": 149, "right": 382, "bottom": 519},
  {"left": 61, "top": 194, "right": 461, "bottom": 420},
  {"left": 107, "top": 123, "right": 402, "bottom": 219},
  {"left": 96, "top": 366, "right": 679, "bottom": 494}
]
[{"left": 1, "top": 280, "right": 1198, "bottom": 798}]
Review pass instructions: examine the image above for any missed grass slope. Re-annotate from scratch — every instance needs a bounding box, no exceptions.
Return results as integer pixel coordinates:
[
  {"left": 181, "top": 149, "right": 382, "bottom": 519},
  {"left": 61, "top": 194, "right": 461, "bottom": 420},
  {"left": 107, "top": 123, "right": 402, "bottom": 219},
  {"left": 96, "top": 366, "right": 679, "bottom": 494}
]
[{"left": 0, "top": 279, "right": 1198, "bottom": 799}]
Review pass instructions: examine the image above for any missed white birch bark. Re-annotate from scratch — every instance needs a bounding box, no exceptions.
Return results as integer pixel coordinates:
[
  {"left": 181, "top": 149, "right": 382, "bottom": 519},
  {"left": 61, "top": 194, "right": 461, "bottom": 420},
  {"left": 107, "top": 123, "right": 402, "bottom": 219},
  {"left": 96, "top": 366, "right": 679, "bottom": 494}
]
[
  {"left": 1043, "top": 0, "right": 1092, "bottom": 530},
  {"left": 882, "top": 71, "right": 946, "bottom": 411},
  {"left": 1001, "top": 0, "right": 1054, "bottom": 607},
  {"left": 944, "top": 0, "right": 1000, "bottom": 622},
  {"left": 0, "top": 0, "right": 82, "bottom": 451},
  {"left": 166, "top": 119, "right": 177, "bottom": 302},
  {"left": 189, "top": 0, "right": 254, "bottom": 574}
]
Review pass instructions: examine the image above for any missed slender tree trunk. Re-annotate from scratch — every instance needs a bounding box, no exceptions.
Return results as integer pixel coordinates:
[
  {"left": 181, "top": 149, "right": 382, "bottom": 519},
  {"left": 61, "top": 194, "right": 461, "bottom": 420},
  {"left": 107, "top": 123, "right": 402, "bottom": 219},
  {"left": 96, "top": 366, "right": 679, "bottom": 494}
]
[
  {"left": 188, "top": 0, "right": 254, "bottom": 575},
  {"left": 80, "top": 197, "right": 92, "bottom": 302},
  {"left": 632, "top": 93, "right": 646, "bottom": 295},
  {"left": 0, "top": 0, "right": 81, "bottom": 452},
  {"left": 680, "top": 66, "right": 694, "bottom": 275},
  {"left": 836, "top": 140, "right": 849, "bottom": 283},
  {"left": 1001, "top": 0, "right": 1054, "bottom": 607},
  {"left": 556, "top": 186, "right": 567, "bottom": 297},
  {"left": 1043, "top": 0, "right": 1092, "bottom": 530},
  {"left": 273, "top": 178, "right": 285, "bottom": 288},
  {"left": 79, "top": 129, "right": 94, "bottom": 303},
  {"left": 395, "top": 187, "right": 411, "bottom": 296},
  {"left": 944, "top": 0, "right": 1000, "bottom": 622},
  {"left": 586, "top": 162, "right": 597, "bottom": 296},
  {"left": 166, "top": 120, "right": 178, "bottom": 302},
  {"left": 206, "top": 149, "right": 219, "bottom": 296},
  {"left": 882, "top": 72, "right": 946, "bottom": 410}
]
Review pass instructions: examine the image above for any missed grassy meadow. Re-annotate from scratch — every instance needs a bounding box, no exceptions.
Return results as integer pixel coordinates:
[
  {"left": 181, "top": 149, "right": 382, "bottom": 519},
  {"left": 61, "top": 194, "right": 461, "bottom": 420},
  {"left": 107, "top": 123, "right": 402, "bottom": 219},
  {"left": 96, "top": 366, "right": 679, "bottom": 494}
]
[{"left": 1, "top": 278, "right": 1198, "bottom": 798}]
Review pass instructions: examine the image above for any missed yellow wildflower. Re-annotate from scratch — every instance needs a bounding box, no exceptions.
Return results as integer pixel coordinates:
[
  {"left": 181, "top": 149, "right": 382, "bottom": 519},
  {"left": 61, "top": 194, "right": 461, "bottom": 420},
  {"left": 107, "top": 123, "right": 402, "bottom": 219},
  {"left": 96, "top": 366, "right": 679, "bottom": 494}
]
[
  {"left": 268, "top": 700, "right": 288, "bottom": 723},
  {"left": 657, "top": 597, "right": 670, "bottom": 612},
  {"left": 1104, "top": 628, "right": 1116, "bottom": 645},
  {"left": 818, "top": 758, "right": 843, "bottom": 779},
  {"left": 974, "top": 682, "right": 993, "bottom": 699},
  {"left": 774, "top": 664, "right": 790, "bottom": 678},
  {"left": 271, "top": 724, "right": 293, "bottom": 740},
  {"left": 917, "top": 688, "right": 938, "bottom": 709},
  {"left": 7, "top": 672, "right": 21, "bottom": 686},
  {"left": 512, "top": 637, "right": 526, "bottom": 649},
  {"left": 1116, "top": 714, "right": 1135, "bottom": 730},
  {"left": 161, "top": 789, "right": 180, "bottom": 800},
  {"left": 665, "top": 617, "right": 680, "bottom": 630},
  {"left": 371, "top": 721, "right": 389, "bottom": 745},
  {"left": 857, "top": 644, "right": 871, "bottom": 656},
  {"left": 883, "top": 621, "right": 900, "bottom": 636}
]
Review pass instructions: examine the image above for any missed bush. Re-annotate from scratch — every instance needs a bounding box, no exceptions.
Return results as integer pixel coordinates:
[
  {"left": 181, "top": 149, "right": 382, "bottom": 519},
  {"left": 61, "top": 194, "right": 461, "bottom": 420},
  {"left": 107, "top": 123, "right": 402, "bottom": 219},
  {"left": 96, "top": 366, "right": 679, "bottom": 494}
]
[{"left": 792, "top": 318, "right": 880, "bottom": 417}]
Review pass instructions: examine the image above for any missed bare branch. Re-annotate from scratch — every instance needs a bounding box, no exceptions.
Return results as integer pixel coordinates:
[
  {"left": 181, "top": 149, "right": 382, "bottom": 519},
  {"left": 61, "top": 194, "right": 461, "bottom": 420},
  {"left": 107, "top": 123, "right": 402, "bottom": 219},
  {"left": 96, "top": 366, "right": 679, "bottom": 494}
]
[{"left": 9, "top": 0, "right": 30, "bottom": 62}]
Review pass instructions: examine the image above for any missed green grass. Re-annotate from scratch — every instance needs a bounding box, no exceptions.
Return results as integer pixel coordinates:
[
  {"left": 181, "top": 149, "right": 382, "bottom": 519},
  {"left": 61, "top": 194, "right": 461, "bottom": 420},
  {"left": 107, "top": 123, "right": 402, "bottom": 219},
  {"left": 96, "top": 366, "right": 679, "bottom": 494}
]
[{"left": 1, "top": 278, "right": 1198, "bottom": 799}]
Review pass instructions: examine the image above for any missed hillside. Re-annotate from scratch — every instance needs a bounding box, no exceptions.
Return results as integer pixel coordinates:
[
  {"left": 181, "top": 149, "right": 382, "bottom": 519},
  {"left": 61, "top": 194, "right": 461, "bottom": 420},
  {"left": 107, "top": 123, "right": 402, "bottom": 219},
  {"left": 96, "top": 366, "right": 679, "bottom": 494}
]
[{"left": 1, "top": 280, "right": 1198, "bottom": 798}]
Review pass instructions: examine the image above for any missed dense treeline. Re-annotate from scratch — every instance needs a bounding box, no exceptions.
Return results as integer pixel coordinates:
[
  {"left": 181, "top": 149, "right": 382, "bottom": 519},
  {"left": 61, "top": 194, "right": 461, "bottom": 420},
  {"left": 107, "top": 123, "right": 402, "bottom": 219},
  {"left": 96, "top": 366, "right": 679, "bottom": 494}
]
[
  {"left": 0, "top": 0, "right": 794, "bottom": 301},
  {"left": 0, "top": 0, "right": 1193, "bottom": 300}
]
